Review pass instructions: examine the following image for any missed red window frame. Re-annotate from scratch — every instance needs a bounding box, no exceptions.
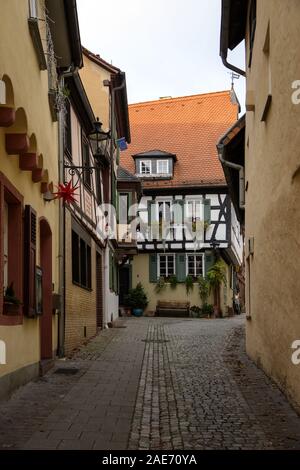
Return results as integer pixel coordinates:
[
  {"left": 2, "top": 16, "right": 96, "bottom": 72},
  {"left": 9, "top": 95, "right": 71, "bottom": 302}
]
[{"left": 0, "top": 172, "right": 23, "bottom": 326}]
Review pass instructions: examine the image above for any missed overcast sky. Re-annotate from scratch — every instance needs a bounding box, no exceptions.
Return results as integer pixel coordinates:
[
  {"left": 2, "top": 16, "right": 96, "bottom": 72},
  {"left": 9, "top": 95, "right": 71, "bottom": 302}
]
[{"left": 77, "top": 0, "right": 245, "bottom": 111}]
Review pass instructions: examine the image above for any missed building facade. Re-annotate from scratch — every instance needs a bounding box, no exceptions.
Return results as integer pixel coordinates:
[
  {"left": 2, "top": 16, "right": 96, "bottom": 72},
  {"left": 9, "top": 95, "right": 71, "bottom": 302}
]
[
  {"left": 79, "top": 47, "right": 134, "bottom": 328},
  {"left": 120, "top": 92, "right": 243, "bottom": 314},
  {"left": 220, "top": 0, "right": 300, "bottom": 411},
  {"left": 0, "top": 0, "right": 81, "bottom": 397}
]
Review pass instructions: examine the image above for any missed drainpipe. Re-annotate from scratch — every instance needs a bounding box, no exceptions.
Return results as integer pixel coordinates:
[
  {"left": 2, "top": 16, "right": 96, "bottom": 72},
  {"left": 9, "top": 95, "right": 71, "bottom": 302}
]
[
  {"left": 217, "top": 143, "right": 245, "bottom": 210},
  {"left": 57, "top": 65, "right": 78, "bottom": 357},
  {"left": 220, "top": 0, "right": 246, "bottom": 77}
]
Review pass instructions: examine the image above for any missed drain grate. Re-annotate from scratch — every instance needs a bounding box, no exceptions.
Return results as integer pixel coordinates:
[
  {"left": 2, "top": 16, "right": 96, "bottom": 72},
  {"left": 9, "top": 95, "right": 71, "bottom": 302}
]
[
  {"left": 142, "top": 339, "right": 169, "bottom": 344},
  {"left": 54, "top": 368, "right": 79, "bottom": 375}
]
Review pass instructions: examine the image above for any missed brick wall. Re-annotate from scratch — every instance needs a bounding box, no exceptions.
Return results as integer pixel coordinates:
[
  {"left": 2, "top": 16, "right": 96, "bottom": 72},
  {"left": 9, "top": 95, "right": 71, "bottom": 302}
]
[{"left": 64, "top": 210, "right": 100, "bottom": 356}]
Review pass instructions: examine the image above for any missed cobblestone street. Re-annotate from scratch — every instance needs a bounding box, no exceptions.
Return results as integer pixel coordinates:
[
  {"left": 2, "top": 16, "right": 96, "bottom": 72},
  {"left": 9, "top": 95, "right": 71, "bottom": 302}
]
[{"left": 0, "top": 316, "right": 300, "bottom": 450}]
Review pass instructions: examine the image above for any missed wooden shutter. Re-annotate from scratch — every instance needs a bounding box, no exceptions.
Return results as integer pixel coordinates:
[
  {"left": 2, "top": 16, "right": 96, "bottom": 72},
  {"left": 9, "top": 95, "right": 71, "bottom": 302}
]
[
  {"left": 176, "top": 253, "right": 186, "bottom": 282},
  {"left": 24, "top": 205, "right": 37, "bottom": 317},
  {"left": 149, "top": 254, "right": 157, "bottom": 283},
  {"left": 109, "top": 252, "right": 113, "bottom": 290},
  {"left": 205, "top": 251, "right": 215, "bottom": 277},
  {"left": 204, "top": 199, "right": 211, "bottom": 225}
]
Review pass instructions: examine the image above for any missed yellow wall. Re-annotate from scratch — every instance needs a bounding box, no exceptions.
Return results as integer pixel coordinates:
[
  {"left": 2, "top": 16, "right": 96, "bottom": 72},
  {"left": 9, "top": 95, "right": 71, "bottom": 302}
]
[
  {"left": 0, "top": 0, "right": 59, "bottom": 378},
  {"left": 79, "top": 55, "right": 111, "bottom": 131},
  {"left": 245, "top": 0, "right": 300, "bottom": 411},
  {"left": 132, "top": 253, "right": 233, "bottom": 315}
]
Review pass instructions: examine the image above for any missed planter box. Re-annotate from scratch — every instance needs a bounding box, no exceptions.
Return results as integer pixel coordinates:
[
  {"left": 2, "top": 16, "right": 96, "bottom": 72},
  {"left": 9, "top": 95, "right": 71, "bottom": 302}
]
[{"left": 3, "top": 302, "right": 21, "bottom": 316}]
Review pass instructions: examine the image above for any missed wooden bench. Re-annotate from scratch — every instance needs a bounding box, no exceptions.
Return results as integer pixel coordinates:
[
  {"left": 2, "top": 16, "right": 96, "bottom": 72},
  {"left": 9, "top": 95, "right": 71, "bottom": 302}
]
[{"left": 156, "top": 301, "right": 190, "bottom": 317}]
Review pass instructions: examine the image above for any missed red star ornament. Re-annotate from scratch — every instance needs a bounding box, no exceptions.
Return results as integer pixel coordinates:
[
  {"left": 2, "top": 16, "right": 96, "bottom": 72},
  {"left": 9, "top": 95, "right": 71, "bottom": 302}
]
[{"left": 53, "top": 180, "right": 79, "bottom": 204}]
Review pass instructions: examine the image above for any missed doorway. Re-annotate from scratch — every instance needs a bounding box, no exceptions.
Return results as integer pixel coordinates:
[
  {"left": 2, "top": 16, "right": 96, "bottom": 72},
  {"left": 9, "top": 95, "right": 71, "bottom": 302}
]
[
  {"left": 40, "top": 218, "right": 52, "bottom": 360},
  {"left": 119, "top": 264, "right": 132, "bottom": 306}
]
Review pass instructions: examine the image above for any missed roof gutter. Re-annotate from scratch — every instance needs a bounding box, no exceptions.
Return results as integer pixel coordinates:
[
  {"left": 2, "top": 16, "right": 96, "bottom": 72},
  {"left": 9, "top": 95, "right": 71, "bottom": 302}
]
[{"left": 220, "top": 0, "right": 246, "bottom": 77}]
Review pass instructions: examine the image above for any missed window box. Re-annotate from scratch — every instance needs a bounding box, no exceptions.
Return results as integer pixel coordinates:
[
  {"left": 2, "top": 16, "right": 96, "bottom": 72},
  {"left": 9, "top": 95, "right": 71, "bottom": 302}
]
[{"left": 3, "top": 302, "right": 21, "bottom": 316}]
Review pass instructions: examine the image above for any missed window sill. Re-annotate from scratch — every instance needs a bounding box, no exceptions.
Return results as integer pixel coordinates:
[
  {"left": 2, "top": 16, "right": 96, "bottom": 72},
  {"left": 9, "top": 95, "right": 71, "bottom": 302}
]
[{"left": 72, "top": 281, "right": 92, "bottom": 292}]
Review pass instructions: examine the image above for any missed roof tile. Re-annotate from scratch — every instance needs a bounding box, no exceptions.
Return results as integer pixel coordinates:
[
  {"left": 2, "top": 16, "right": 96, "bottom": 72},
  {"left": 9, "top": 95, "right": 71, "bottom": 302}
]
[{"left": 120, "top": 91, "right": 238, "bottom": 188}]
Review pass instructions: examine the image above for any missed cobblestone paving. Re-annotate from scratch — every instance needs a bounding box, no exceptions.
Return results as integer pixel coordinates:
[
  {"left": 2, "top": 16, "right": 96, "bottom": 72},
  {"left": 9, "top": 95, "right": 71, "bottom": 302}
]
[
  {"left": 129, "top": 316, "right": 300, "bottom": 450},
  {"left": 0, "top": 316, "right": 300, "bottom": 450}
]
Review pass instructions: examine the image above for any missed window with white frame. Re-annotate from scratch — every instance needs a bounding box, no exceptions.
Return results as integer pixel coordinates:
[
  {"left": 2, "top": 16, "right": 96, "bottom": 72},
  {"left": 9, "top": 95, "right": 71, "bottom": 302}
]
[
  {"left": 158, "top": 254, "right": 175, "bottom": 278},
  {"left": 140, "top": 160, "right": 151, "bottom": 175},
  {"left": 157, "top": 160, "right": 169, "bottom": 174},
  {"left": 186, "top": 253, "right": 204, "bottom": 278}
]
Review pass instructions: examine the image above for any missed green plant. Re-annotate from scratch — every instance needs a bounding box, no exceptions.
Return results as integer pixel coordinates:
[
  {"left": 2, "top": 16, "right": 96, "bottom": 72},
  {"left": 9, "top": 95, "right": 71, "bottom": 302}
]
[
  {"left": 201, "top": 303, "right": 214, "bottom": 317},
  {"left": 190, "top": 305, "right": 201, "bottom": 318},
  {"left": 4, "top": 282, "right": 21, "bottom": 305},
  {"left": 206, "top": 260, "right": 227, "bottom": 292},
  {"left": 185, "top": 275, "right": 194, "bottom": 295},
  {"left": 169, "top": 274, "right": 178, "bottom": 290},
  {"left": 198, "top": 276, "right": 209, "bottom": 304},
  {"left": 125, "top": 283, "right": 148, "bottom": 310},
  {"left": 155, "top": 276, "right": 166, "bottom": 293},
  {"left": 206, "top": 260, "right": 227, "bottom": 317}
]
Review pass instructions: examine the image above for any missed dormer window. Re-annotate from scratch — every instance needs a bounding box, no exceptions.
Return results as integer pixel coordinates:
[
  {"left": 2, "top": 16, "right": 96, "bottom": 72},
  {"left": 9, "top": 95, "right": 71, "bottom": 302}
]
[
  {"left": 134, "top": 150, "right": 177, "bottom": 179},
  {"left": 157, "top": 160, "right": 169, "bottom": 175},
  {"left": 140, "top": 160, "right": 152, "bottom": 175}
]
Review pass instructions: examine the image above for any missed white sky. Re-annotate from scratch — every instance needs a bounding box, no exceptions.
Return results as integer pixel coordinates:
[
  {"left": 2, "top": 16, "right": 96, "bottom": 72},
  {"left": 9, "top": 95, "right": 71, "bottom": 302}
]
[{"left": 77, "top": 0, "right": 245, "bottom": 112}]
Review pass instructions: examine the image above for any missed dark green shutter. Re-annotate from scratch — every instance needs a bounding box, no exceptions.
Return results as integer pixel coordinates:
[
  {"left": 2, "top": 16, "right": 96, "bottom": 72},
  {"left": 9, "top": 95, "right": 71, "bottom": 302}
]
[
  {"left": 176, "top": 253, "right": 186, "bottom": 282},
  {"left": 173, "top": 199, "right": 184, "bottom": 224},
  {"left": 205, "top": 250, "right": 215, "bottom": 277},
  {"left": 109, "top": 253, "right": 113, "bottom": 290},
  {"left": 149, "top": 254, "right": 157, "bottom": 282},
  {"left": 114, "top": 259, "right": 118, "bottom": 294},
  {"left": 111, "top": 172, "right": 116, "bottom": 208},
  {"left": 204, "top": 199, "right": 211, "bottom": 225}
]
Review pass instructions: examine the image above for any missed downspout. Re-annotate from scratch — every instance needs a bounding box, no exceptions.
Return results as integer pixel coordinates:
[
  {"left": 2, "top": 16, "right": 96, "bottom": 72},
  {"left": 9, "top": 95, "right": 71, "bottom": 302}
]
[
  {"left": 217, "top": 143, "right": 245, "bottom": 210},
  {"left": 220, "top": 0, "right": 246, "bottom": 77},
  {"left": 105, "top": 76, "right": 126, "bottom": 324},
  {"left": 57, "top": 65, "right": 78, "bottom": 357},
  {"left": 221, "top": 51, "right": 245, "bottom": 77}
]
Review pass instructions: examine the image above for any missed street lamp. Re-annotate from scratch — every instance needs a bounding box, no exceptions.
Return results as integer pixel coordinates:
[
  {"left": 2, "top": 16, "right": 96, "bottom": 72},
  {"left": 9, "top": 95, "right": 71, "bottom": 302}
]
[{"left": 89, "top": 117, "right": 110, "bottom": 166}]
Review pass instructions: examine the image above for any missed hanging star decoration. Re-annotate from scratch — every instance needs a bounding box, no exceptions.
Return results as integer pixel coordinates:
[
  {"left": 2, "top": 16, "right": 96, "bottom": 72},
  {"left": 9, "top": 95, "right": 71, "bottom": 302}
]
[{"left": 53, "top": 180, "right": 79, "bottom": 204}]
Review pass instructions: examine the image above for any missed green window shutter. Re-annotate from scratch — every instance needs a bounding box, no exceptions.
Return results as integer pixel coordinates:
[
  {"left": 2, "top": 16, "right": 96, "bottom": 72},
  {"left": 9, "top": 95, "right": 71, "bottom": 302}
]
[
  {"left": 173, "top": 200, "right": 184, "bottom": 224},
  {"left": 204, "top": 199, "right": 211, "bottom": 225},
  {"left": 114, "top": 259, "right": 118, "bottom": 294},
  {"left": 205, "top": 250, "right": 215, "bottom": 277},
  {"left": 111, "top": 172, "right": 116, "bottom": 208},
  {"left": 176, "top": 253, "right": 186, "bottom": 282},
  {"left": 149, "top": 254, "right": 157, "bottom": 283},
  {"left": 109, "top": 253, "right": 113, "bottom": 290}
]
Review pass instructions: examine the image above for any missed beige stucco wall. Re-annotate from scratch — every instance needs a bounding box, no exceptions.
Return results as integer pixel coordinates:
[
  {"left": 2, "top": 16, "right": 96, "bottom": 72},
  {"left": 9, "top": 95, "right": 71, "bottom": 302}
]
[
  {"left": 132, "top": 253, "right": 233, "bottom": 315},
  {"left": 245, "top": 0, "right": 300, "bottom": 411},
  {"left": 0, "top": 0, "right": 59, "bottom": 378}
]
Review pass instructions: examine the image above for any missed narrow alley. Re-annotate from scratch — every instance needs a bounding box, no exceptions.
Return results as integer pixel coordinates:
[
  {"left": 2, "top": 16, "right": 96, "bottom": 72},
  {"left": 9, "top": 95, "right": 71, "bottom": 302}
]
[{"left": 1, "top": 317, "right": 300, "bottom": 451}]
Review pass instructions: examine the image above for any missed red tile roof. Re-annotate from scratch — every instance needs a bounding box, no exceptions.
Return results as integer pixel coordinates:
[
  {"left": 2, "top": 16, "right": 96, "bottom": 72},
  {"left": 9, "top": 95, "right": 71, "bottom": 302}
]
[{"left": 120, "top": 91, "right": 239, "bottom": 189}]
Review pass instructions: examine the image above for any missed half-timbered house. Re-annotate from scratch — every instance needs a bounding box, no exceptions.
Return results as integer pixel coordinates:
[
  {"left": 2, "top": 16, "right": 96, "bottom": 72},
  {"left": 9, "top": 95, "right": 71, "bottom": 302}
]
[{"left": 120, "top": 91, "right": 243, "bottom": 315}]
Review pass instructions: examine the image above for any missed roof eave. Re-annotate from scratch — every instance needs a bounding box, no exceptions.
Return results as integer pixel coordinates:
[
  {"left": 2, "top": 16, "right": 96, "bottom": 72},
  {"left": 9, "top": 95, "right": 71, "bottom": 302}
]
[{"left": 112, "top": 72, "right": 131, "bottom": 144}]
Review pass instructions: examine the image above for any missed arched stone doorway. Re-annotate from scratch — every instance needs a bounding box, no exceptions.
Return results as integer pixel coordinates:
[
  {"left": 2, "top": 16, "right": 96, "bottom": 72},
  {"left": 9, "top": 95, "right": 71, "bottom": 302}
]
[{"left": 39, "top": 218, "right": 52, "bottom": 360}]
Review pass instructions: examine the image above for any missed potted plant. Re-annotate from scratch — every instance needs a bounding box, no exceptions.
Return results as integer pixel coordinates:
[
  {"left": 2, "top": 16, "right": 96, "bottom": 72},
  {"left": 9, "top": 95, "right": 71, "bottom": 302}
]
[
  {"left": 190, "top": 305, "right": 201, "bottom": 318},
  {"left": 3, "top": 282, "right": 21, "bottom": 315},
  {"left": 201, "top": 303, "right": 214, "bottom": 318},
  {"left": 169, "top": 274, "right": 178, "bottom": 290},
  {"left": 206, "top": 260, "right": 227, "bottom": 318},
  {"left": 125, "top": 282, "right": 148, "bottom": 317}
]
